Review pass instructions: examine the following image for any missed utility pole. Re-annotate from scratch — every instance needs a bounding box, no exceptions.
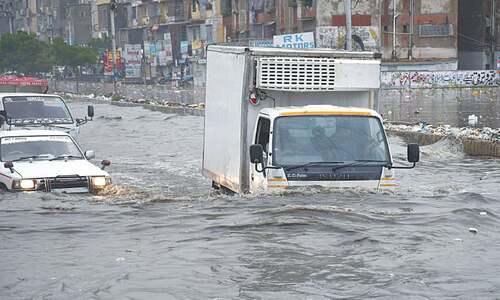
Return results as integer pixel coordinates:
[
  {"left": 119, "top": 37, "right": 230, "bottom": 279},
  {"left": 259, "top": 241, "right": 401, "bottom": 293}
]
[
  {"left": 110, "top": 0, "right": 118, "bottom": 95},
  {"left": 491, "top": 0, "right": 496, "bottom": 70},
  {"left": 345, "top": 0, "right": 352, "bottom": 51},
  {"left": 408, "top": 0, "right": 414, "bottom": 60},
  {"left": 391, "top": 0, "right": 399, "bottom": 59}
]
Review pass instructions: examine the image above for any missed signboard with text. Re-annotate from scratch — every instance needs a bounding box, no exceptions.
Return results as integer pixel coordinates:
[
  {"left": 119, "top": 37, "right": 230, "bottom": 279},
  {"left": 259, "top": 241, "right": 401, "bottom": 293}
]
[
  {"left": 124, "top": 44, "right": 142, "bottom": 78},
  {"left": 273, "top": 32, "right": 315, "bottom": 48},
  {"left": 249, "top": 39, "right": 274, "bottom": 47}
]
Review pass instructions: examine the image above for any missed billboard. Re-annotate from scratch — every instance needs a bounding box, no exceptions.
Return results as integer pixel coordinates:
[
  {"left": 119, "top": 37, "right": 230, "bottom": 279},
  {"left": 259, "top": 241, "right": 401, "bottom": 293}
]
[
  {"left": 273, "top": 32, "right": 315, "bottom": 48},
  {"left": 124, "top": 44, "right": 142, "bottom": 78}
]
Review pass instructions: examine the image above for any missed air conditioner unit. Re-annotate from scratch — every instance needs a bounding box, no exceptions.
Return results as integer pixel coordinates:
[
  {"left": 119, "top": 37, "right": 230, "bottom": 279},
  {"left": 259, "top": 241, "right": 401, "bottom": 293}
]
[{"left": 139, "top": 16, "right": 150, "bottom": 25}]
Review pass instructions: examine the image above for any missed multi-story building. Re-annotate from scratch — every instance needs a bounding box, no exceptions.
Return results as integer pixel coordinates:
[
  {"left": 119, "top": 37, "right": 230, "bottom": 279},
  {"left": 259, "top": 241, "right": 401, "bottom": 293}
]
[
  {"left": 65, "top": 2, "right": 92, "bottom": 44},
  {"left": 458, "top": 0, "right": 498, "bottom": 70},
  {"left": 316, "top": 0, "right": 460, "bottom": 70},
  {"left": 0, "top": 0, "right": 36, "bottom": 35}
]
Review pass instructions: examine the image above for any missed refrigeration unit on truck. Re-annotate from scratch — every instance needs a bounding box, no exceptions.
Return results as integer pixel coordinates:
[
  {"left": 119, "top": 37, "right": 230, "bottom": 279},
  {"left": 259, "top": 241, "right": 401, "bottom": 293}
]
[
  {"left": 202, "top": 46, "right": 419, "bottom": 194},
  {"left": 0, "top": 93, "right": 94, "bottom": 138}
]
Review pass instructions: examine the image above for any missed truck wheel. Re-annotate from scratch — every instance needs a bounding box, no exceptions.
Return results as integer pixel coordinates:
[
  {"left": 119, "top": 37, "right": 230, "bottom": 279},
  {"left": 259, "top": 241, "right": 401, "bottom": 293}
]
[
  {"left": 211, "top": 181, "right": 235, "bottom": 196},
  {"left": 211, "top": 181, "right": 221, "bottom": 190}
]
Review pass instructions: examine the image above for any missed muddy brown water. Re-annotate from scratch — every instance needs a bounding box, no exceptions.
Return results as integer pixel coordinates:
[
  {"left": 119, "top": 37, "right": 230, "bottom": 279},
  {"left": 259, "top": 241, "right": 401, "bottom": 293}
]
[{"left": 1, "top": 100, "right": 499, "bottom": 299}]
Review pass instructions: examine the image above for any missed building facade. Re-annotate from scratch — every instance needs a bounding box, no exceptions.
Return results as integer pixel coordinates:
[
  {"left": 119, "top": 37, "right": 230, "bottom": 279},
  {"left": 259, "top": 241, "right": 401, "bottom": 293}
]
[{"left": 1, "top": 0, "right": 497, "bottom": 79}]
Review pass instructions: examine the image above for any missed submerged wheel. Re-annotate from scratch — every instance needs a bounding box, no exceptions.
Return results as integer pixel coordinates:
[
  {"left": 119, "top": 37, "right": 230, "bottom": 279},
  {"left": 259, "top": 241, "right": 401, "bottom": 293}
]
[{"left": 211, "top": 181, "right": 235, "bottom": 196}]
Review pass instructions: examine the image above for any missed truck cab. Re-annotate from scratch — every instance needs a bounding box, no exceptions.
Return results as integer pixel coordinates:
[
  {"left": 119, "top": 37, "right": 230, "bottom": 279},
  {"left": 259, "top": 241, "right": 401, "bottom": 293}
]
[
  {"left": 0, "top": 93, "right": 94, "bottom": 138},
  {"left": 248, "top": 105, "right": 418, "bottom": 192}
]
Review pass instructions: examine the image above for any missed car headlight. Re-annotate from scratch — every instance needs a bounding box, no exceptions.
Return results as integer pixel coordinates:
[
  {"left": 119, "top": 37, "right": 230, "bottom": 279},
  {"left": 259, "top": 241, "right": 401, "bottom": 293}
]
[
  {"left": 13, "top": 179, "right": 37, "bottom": 190},
  {"left": 91, "top": 176, "right": 111, "bottom": 188}
]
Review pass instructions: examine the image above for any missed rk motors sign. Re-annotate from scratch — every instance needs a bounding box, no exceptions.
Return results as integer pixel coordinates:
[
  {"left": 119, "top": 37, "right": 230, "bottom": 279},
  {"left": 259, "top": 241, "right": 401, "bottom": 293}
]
[{"left": 273, "top": 32, "right": 315, "bottom": 49}]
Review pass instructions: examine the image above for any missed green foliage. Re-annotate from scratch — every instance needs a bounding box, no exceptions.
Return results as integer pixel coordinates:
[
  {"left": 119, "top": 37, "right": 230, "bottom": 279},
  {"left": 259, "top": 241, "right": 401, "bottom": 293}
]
[
  {"left": 0, "top": 31, "right": 53, "bottom": 75},
  {"left": 0, "top": 32, "right": 98, "bottom": 75},
  {"left": 87, "top": 37, "right": 111, "bottom": 51}
]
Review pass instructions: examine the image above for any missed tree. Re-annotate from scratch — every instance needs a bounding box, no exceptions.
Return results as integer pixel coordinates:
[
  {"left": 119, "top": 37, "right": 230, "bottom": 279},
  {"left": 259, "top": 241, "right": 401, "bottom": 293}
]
[
  {"left": 0, "top": 31, "right": 53, "bottom": 75},
  {"left": 51, "top": 37, "right": 98, "bottom": 74}
]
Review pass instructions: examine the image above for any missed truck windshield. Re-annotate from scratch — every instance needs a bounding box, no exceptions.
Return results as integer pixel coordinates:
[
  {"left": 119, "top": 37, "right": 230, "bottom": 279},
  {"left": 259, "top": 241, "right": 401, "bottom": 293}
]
[
  {"left": 272, "top": 115, "right": 390, "bottom": 166},
  {"left": 2, "top": 96, "right": 73, "bottom": 125},
  {"left": 0, "top": 136, "right": 83, "bottom": 162}
]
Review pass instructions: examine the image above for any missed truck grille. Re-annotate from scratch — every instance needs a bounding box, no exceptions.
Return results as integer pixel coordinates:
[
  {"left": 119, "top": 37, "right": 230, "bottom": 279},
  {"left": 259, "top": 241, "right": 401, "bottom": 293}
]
[
  {"left": 256, "top": 57, "right": 336, "bottom": 91},
  {"left": 44, "top": 176, "right": 89, "bottom": 190}
]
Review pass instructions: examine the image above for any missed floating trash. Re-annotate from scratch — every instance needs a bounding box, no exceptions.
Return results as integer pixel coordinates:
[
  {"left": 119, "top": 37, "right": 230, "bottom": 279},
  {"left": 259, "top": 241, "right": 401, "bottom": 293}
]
[{"left": 469, "top": 227, "right": 478, "bottom": 234}]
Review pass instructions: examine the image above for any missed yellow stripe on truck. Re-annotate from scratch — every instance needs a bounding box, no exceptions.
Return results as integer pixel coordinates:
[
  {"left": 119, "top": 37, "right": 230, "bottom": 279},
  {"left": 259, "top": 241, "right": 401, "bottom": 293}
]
[
  {"left": 280, "top": 111, "right": 374, "bottom": 116},
  {"left": 380, "top": 183, "right": 398, "bottom": 187},
  {"left": 268, "top": 178, "right": 287, "bottom": 182}
]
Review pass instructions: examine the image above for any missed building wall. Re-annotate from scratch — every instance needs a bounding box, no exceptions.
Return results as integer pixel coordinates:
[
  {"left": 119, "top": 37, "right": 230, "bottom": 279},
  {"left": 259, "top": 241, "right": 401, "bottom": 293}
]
[
  {"left": 458, "top": 0, "right": 498, "bottom": 70},
  {"left": 314, "top": 0, "right": 458, "bottom": 62},
  {"left": 66, "top": 3, "right": 92, "bottom": 44}
]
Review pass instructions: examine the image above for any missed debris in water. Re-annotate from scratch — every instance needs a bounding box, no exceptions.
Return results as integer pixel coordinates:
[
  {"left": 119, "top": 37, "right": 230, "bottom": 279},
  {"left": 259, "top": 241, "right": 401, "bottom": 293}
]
[
  {"left": 479, "top": 212, "right": 487, "bottom": 216},
  {"left": 468, "top": 227, "right": 478, "bottom": 234},
  {"left": 115, "top": 257, "right": 126, "bottom": 262},
  {"left": 454, "top": 238, "right": 463, "bottom": 242},
  {"left": 385, "top": 123, "right": 500, "bottom": 142}
]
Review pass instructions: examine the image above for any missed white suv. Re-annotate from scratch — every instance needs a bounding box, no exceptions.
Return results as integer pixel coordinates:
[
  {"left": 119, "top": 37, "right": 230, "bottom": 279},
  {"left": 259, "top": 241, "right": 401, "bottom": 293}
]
[{"left": 0, "top": 130, "right": 111, "bottom": 193}]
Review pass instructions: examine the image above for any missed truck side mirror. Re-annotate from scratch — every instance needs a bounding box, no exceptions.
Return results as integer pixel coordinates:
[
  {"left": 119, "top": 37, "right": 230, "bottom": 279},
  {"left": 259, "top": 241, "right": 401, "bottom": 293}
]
[
  {"left": 0, "top": 114, "right": 5, "bottom": 127},
  {"left": 250, "top": 144, "right": 264, "bottom": 164},
  {"left": 87, "top": 105, "right": 94, "bottom": 119},
  {"left": 407, "top": 144, "right": 420, "bottom": 163}
]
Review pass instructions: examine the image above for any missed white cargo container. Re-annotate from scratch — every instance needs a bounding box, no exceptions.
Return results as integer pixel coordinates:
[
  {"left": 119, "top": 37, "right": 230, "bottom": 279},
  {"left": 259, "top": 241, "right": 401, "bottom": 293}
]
[{"left": 203, "top": 46, "right": 419, "bottom": 194}]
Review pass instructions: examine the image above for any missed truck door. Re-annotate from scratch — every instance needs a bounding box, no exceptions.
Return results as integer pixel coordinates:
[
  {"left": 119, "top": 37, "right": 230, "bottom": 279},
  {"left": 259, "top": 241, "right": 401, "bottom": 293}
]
[{"left": 250, "top": 116, "right": 271, "bottom": 192}]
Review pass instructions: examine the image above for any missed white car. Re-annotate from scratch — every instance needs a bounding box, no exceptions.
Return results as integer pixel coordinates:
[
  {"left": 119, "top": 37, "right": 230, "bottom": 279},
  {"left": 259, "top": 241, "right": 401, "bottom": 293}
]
[
  {"left": 0, "top": 130, "right": 111, "bottom": 193},
  {"left": 0, "top": 93, "right": 94, "bottom": 137}
]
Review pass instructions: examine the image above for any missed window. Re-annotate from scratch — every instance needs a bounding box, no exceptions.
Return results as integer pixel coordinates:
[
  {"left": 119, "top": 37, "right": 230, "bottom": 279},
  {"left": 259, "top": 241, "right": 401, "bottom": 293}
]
[
  {"left": 255, "top": 117, "right": 271, "bottom": 154},
  {"left": 273, "top": 116, "right": 390, "bottom": 165}
]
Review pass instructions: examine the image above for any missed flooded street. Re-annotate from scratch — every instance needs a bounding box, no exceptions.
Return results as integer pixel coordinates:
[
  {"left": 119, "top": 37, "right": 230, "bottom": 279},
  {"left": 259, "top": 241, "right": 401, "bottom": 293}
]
[{"left": 1, "top": 99, "right": 500, "bottom": 299}]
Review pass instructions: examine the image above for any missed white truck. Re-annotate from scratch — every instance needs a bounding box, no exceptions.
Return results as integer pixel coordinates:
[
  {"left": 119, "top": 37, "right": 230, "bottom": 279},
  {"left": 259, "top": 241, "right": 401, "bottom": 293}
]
[
  {"left": 202, "top": 46, "right": 419, "bottom": 194},
  {"left": 0, "top": 93, "right": 94, "bottom": 137}
]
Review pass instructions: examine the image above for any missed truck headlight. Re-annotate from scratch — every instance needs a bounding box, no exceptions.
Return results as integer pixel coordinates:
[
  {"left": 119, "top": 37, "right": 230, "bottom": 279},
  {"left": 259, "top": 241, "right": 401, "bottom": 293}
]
[{"left": 91, "top": 176, "right": 111, "bottom": 188}]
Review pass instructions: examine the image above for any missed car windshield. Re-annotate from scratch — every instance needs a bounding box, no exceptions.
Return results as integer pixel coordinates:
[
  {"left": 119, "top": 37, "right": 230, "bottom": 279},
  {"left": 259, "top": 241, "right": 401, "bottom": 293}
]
[
  {"left": 2, "top": 96, "right": 73, "bottom": 124},
  {"left": 0, "top": 135, "right": 83, "bottom": 162},
  {"left": 273, "top": 115, "right": 390, "bottom": 166}
]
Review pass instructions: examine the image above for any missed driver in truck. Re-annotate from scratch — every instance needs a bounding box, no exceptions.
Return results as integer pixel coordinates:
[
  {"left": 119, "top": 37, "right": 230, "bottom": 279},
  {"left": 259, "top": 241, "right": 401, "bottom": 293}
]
[{"left": 310, "top": 117, "right": 387, "bottom": 163}]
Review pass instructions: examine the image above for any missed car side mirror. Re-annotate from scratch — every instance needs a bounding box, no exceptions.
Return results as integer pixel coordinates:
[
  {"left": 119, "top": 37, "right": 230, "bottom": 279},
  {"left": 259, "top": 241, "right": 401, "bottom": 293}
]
[
  {"left": 4, "top": 161, "right": 14, "bottom": 173},
  {"left": 250, "top": 144, "right": 264, "bottom": 164},
  {"left": 85, "top": 150, "right": 95, "bottom": 160},
  {"left": 407, "top": 143, "right": 420, "bottom": 163},
  {"left": 87, "top": 105, "right": 94, "bottom": 119}
]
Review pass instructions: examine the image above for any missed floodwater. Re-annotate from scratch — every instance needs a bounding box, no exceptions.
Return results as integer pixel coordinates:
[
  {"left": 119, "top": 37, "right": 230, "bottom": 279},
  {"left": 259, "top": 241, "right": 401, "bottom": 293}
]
[{"left": 1, "top": 100, "right": 499, "bottom": 299}]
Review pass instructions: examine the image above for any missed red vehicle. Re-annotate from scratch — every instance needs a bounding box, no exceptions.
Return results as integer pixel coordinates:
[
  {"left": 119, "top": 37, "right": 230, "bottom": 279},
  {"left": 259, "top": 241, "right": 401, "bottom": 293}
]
[{"left": 0, "top": 76, "right": 49, "bottom": 93}]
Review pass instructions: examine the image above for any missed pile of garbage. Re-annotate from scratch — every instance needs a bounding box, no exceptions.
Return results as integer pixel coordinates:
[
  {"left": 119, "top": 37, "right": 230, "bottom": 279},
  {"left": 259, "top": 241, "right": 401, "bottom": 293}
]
[
  {"left": 385, "top": 122, "right": 500, "bottom": 143},
  {"left": 60, "top": 92, "right": 205, "bottom": 110}
]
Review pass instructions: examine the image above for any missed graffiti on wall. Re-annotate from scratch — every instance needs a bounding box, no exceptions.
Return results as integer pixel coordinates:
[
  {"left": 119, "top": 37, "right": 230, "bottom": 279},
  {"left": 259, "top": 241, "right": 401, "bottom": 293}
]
[
  {"left": 316, "top": 26, "right": 379, "bottom": 50},
  {"left": 381, "top": 70, "right": 500, "bottom": 88}
]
